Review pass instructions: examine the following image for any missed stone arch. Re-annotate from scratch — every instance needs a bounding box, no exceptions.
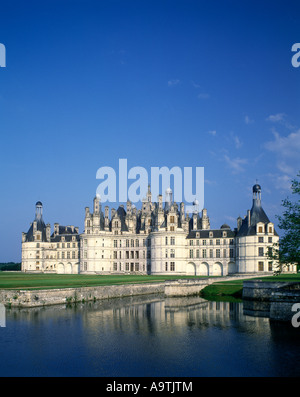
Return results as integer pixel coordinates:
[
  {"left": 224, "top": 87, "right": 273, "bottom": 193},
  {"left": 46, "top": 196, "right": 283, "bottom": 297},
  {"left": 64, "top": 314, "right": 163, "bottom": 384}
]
[
  {"left": 57, "top": 263, "right": 65, "bottom": 274},
  {"left": 213, "top": 262, "right": 223, "bottom": 276},
  {"left": 65, "top": 262, "right": 73, "bottom": 274},
  {"left": 199, "top": 262, "right": 209, "bottom": 276},
  {"left": 186, "top": 262, "right": 196, "bottom": 276}
]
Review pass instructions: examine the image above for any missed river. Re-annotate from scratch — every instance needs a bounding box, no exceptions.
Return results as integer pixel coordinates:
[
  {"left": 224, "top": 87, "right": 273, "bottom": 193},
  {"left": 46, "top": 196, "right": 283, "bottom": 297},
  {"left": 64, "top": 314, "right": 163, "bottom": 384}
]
[{"left": 0, "top": 294, "right": 299, "bottom": 377}]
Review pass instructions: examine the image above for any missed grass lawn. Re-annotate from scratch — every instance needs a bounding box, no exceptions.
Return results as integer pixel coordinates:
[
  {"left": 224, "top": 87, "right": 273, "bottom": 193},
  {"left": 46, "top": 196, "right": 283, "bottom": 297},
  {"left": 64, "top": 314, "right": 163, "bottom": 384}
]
[
  {"left": 200, "top": 273, "right": 300, "bottom": 301},
  {"left": 0, "top": 272, "right": 208, "bottom": 290}
]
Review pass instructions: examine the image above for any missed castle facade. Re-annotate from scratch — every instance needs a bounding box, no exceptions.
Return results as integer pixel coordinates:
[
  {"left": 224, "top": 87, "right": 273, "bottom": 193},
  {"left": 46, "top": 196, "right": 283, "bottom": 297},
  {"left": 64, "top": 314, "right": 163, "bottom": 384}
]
[{"left": 22, "top": 184, "right": 290, "bottom": 276}]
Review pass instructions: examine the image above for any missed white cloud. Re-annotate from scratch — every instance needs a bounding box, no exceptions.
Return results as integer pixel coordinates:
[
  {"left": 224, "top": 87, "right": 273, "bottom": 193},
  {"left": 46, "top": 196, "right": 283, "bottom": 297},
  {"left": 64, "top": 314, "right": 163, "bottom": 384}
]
[
  {"left": 245, "top": 115, "right": 254, "bottom": 124},
  {"left": 205, "top": 179, "right": 216, "bottom": 185},
  {"left": 230, "top": 132, "right": 243, "bottom": 149},
  {"left": 267, "top": 173, "right": 293, "bottom": 191},
  {"left": 197, "top": 93, "right": 210, "bottom": 99},
  {"left": 167, "top": 79, "right": 180, "bottom": 87},
  {"left": 264, "top": 129, "right": 300, "bottom": 159},
  {"left": 264, "top": 129, "right": 300, "bottom": 190},
  {"left": 223, "top": 155, "right": 248, "bottom": 174},
  {"left": 208, "top": 130, "right": 217, "bottom": 136},
  {"left": 266, "top": 113, "right": 286, "bottom": 122},
  {"left": 191, "top": 81, "right": 201, "bottom": 88}
]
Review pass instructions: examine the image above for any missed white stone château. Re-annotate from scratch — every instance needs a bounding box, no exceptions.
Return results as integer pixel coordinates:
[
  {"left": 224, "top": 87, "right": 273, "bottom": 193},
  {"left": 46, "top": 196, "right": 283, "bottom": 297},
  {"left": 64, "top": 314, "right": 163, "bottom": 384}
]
[{"left": 22, "top": 183, "right": 291, "bottom": 275}]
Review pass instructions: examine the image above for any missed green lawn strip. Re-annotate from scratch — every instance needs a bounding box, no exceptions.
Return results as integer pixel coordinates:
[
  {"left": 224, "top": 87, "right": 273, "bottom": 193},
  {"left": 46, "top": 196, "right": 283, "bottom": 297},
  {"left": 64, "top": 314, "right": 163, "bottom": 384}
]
[
  {"left": 200, "top": 273, "right": 300, "bottom": 300},
  {"left": 0, "top": 273, "right": 207, "bottom": 290}
]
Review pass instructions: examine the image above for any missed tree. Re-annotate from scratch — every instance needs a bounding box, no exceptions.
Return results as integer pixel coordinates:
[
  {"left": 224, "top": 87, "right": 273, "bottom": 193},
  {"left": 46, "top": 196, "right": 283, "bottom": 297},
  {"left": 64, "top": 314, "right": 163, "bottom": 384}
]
[{"left": 268, "top": 172, "right": 300, "bottom": 274}]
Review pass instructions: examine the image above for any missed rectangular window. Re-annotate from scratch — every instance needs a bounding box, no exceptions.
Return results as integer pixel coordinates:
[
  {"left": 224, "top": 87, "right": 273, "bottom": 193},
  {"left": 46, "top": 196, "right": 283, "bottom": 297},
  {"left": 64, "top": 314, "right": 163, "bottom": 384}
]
[
  {"left": 170, "top": 249, "right": 175, "bottom": 258},
  {"left": 189, "top": 249, "right": 193, "bottom": 258},
  {"left": 170, "top": 237, "right": 175, "bottom": 245},
  {"left": 223, "top": 249, "right": 226, "bottom": 258},
  {"left": 209, "top": 239, "right": 213, "bottom": 245},
  {"left": 259, "top": 237, "right": 264, "bottom": 243},
  {"left": 202, "top": 249, "right": 207, "bottom": 258},
  {"left": 170, "top": 226, "right": 174, "bottom": 231},
  {"left": 196, "top": 249, "right": 199, "bottom": 258},
  {"left": 165, "top": 262, "right": 168, "bottom": 271},
  {"left": 209, "top": 249, "right": 213, "bottom": 258},
  {"left": 190, "top": 240, "right": 193, "bottom": 246},
  {"left": 170, "top": 262, "right": 175, "bottom": 271},
  {"left": 230, "top": 248, "right": 234, "bottom": 258},
  {"left": 126, "top": 239, "right": 129, "bottom": 247},
  {"left": 258, "top": 247, "right": 264, "bottom": 256},
  {"left": 216, "top": 249, "right": 220, "bottom": 258},
  {"left": 165, "top": 236, "right": 168, "bottom": 245},
  {"left": 268, "top": 237, "right": 272, "bottom": 243},
  {"left": 216, "top": 239, "right": 220, "bottom": 245},
  {"left": 258, "top": 261, "right": 264, "bottom": 271},
  {"left": 202, "top": 240, "right": 206, "bottom": 246},
  {"left": 126, "top": 263, "right": 129, "bottom": 271},
  {"left": 258, "top": 226, "right": 263, "bottom": 233},
  {"left": 268, "top": 262, "right": 273, "bottom": 271},
  {"left": 114, "top": 240, "right": 117, "bottom": 248},
  {"left": 170, "top": 216, "right": 175, "bottom": 223}
]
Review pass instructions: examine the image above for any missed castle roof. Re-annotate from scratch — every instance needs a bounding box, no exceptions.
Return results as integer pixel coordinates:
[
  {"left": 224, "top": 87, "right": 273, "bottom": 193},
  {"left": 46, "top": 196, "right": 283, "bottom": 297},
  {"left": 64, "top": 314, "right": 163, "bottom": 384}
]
[{"left": 236, "top": 198, "right": 278, "bottom": 237}]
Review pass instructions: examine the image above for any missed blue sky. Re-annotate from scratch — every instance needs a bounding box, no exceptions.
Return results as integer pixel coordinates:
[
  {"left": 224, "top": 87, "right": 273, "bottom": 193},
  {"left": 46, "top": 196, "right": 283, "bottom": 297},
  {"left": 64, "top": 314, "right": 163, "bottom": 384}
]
[{"left": 0, "top": 0, "right": 300, "bottom": 261}]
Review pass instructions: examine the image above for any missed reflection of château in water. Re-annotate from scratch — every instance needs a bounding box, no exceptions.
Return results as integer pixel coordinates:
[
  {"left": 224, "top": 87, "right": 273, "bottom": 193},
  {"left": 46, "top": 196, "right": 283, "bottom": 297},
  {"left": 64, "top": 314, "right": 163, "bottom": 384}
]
[{"left": 21, "top": 183, "right": 290, "bottom": 275}]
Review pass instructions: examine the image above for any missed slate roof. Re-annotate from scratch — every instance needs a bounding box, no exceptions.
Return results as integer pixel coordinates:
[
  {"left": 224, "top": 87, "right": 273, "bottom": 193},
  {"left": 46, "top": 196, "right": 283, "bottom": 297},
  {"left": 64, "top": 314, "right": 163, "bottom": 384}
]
[
  {"left": 236, "top": 198, "right": 278, "bottom": 237},
  {"left": 25, "top": 219, "right": 47, "bottom": 242}
]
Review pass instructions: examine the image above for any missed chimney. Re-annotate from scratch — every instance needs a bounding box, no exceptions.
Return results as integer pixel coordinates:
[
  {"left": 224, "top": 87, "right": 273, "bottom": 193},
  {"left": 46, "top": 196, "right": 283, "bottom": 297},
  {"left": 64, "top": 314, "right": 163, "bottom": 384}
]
[
  {"left": 247, "top": 210, "right": 251, "bottom": 227},
  {"left": 237, "top": 217, "right": 242, "bottom": 231},
  {"left": 54, "top": 223, "right": 59, "bottom": 235},
  {"left": 46, "top": 224, "right": 51, "bottom": 242}
]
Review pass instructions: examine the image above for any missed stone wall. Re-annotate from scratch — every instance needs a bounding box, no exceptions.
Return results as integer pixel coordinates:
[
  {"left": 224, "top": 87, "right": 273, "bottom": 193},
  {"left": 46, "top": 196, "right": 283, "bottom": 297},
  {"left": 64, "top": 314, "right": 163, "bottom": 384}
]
[
  {"left": 165, "top": 279, "right": 209, "bottom": 297},
  {"left": 242, "top": 280, "right": 300, "bottom": 322},
  {"left": 0, "top": 283, "right": 165, "bottom": 308},
  {"left": 0, "top": 274, "right": 272, "bottom": 308},
  {"left": 242, "top": 281, "right": 291, "bottom": 301}
]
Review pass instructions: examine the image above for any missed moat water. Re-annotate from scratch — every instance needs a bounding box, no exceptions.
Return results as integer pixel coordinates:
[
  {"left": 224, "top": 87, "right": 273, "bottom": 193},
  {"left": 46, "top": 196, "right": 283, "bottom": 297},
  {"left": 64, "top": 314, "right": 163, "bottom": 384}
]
[{"left": 0, "top": 294, "right": 299, "bottom": 377}]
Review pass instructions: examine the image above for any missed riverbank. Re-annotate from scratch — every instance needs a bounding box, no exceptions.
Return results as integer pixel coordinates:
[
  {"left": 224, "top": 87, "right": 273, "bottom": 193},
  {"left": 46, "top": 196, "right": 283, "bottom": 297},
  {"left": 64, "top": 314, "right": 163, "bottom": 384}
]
[
  {"left": 199, "top": 273, "right": 300, "bottom": 301},
  {"left": 0, "top": 272, "right": 265, "bottom": 307},
  {"left": 1, "top": 272, "right": 299, "bottom": 308}
]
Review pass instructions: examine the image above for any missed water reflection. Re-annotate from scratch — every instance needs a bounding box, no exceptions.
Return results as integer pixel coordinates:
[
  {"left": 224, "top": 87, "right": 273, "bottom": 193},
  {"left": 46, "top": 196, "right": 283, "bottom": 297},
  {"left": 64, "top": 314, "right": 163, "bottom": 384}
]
[{"left": 1, "top": 294, "right": 300, "bottom": 377}]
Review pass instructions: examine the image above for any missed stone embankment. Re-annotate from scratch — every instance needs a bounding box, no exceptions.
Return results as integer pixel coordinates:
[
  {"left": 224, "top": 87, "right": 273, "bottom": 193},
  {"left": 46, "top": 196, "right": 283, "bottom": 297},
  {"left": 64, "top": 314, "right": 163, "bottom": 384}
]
[
  {"left": 0, "top": 273, "right": 263, "bottom": 308},
  {"left": 243, "top": 280, "right": 300, "bottom": 322}
]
